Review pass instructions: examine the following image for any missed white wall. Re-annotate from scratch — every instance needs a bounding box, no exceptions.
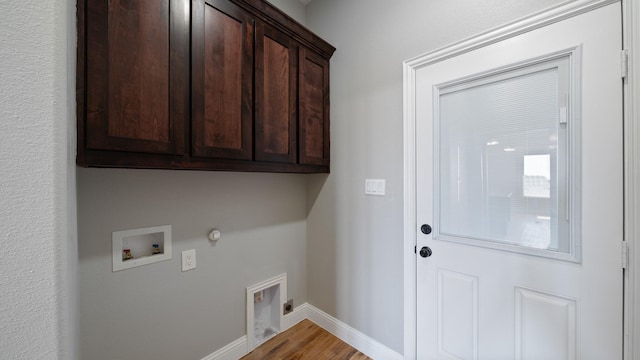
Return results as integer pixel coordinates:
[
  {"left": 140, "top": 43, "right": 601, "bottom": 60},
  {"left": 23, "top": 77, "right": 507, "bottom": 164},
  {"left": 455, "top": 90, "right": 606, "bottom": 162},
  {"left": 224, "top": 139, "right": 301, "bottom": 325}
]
[
  {"left": 304, "top": 0, "right": 566, "bottom": 353},
  {"left": 0, "top": 0, "right": 77, "bottom": 359}
]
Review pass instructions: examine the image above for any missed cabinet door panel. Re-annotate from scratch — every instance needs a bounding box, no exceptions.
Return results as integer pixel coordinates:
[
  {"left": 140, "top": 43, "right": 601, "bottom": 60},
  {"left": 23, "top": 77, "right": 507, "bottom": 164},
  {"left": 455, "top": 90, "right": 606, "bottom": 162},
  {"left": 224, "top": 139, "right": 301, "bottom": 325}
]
[
  {"left": 85, "top": 0, "right": 188, "bottom": 154},
  {"left": 255, "top": 24, "right": 297, "bottom": 163},
  {"left": 299, "top": 48, "right": 330, "bottom": 166},
  {"left": 192, "top": 0, "right": 253, "bottom": 160}
]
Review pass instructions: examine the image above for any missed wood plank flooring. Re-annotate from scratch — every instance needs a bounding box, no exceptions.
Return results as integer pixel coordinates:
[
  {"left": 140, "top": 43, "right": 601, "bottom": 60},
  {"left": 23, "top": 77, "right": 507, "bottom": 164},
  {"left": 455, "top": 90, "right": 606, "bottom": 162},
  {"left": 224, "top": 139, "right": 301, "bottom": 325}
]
[{"left": 241, "top": 319, "right": 372, "bottom": 360}]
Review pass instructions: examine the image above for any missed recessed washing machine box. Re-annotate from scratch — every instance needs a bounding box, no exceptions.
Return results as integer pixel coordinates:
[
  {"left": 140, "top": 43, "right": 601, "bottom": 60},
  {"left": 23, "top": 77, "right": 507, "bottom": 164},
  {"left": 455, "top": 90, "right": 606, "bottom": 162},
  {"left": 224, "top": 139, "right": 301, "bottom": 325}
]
[
  {"left": 246, "top": 273, "right": 287, "bottom": 351},
  {"left": 112, "top": 225, "right": 172, "bottom": 272}
]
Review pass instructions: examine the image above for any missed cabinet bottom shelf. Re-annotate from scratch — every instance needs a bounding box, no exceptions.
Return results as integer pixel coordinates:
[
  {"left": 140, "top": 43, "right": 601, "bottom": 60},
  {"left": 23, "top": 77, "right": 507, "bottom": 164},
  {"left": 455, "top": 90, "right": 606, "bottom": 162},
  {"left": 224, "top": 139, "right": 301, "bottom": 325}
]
[{"left": 77, "top": 150, "right": 329, "bottom": 174}]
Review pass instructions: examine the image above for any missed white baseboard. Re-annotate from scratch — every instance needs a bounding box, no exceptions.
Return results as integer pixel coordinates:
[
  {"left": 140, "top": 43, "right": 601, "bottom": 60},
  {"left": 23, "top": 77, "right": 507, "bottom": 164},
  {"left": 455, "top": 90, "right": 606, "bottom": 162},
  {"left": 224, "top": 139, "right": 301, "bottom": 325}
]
[
  {"left": 283, "top": 302, "right": 309, "bottom": 330},
  {"left": 201, "top": 336, "right": 247, "bottom": 360},
  {"left": 305, "top": 304, "right": 403, "bottom": 360},
  {"left": 201, "top": 302, "right": 402, "bottom": 360},
  {"left": 201, "top": 304, "right": 307, "bottom": 360}
]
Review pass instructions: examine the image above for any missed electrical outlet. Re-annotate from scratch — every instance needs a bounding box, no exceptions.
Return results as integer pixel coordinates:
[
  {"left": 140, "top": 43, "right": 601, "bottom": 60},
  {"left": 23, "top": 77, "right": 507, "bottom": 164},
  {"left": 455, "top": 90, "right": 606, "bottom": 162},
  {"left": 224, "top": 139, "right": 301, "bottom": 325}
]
[
  {"left": 182, "top": 249, "right": 196, "bottom": 271},
  {"left": 283, "top": 298, "right": 294, "bottom": 315}
]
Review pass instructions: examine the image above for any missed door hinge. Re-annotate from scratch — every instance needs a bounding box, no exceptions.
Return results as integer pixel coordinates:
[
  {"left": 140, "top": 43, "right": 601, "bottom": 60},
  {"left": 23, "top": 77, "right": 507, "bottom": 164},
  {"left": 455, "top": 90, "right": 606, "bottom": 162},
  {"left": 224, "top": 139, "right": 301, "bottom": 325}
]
[
  {"left": 621, "top": 49, "right": 629, "bottom": 79},
  {"left": 622, "top": 241, "right": 629, "bottom": 269}
]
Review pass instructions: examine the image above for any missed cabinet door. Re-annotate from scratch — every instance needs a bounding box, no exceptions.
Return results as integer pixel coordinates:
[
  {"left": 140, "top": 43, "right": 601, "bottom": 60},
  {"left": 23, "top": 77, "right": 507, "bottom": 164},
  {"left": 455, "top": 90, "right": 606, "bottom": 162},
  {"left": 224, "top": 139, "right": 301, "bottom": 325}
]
[
  {"left": 192, "top": 0, "right": 254, "bottom": 160},
  {"left": 84, "top": 0, "right": 188, "bottom": 155},
  {"left": 299, "top": 48, "right": 330, "bottom": 166},
  {"left": 255, "top": 23, "right": 298, "bottom": 163}
]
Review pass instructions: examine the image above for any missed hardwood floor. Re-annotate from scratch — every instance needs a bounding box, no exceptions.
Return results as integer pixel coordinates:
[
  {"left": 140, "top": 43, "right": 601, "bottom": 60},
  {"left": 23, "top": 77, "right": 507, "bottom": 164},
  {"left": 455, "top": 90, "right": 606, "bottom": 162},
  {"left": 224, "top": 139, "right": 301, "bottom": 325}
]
[{"left": 241, "top": 319, "right": 372, "bottom": 360}]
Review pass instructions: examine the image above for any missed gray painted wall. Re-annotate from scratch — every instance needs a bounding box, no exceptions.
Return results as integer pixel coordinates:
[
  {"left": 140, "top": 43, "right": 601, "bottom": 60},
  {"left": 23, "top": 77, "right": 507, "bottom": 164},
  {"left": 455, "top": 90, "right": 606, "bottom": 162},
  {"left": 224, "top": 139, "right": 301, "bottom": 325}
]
[
  {"left": 304, "top": 0, "right": 565, "bottom": 354},
  {"left": 268, "top": 0, "right": 306, "bottom": 24},
  {"left": 78, "top": 169, "right": 308, "bottom": 359}
]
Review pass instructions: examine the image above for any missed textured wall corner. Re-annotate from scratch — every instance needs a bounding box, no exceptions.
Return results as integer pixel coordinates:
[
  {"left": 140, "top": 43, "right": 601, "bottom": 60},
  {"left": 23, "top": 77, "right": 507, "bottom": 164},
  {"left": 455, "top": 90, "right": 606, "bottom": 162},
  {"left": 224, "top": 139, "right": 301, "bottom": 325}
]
[{"left": 0, "top": 0, "right": 75, "bottom": 358}]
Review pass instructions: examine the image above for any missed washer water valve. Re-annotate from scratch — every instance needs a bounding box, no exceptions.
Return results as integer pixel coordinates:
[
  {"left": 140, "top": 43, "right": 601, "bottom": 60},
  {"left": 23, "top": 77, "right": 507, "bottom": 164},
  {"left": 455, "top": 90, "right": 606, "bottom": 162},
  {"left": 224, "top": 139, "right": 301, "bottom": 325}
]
[{"left": 208, "top": 228, "right": 221, "bottom": 242}]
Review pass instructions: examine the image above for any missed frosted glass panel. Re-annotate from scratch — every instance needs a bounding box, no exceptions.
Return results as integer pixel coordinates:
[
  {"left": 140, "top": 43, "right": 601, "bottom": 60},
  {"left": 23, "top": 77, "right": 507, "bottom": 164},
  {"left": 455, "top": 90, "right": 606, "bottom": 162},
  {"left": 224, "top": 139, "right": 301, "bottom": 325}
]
[{"left": 437, "top": 59, "right": 570, "bottom": 254}]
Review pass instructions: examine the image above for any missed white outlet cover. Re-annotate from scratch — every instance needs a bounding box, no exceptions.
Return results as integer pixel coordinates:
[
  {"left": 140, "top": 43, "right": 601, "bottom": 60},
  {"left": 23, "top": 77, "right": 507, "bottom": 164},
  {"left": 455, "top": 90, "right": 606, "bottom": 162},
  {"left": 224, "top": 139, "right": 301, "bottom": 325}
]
[{"left": 182, "top": 249, "right": 196, "bottom": 272}]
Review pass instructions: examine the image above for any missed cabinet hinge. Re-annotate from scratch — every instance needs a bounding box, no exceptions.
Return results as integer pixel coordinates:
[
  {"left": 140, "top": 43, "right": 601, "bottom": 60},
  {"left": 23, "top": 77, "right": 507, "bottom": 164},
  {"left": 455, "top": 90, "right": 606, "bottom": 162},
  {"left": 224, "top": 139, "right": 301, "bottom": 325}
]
[
  {"left": 414, "top": 245, "right": 417, "bottom": 254},
  {"left": 622, "top": 241, "right": 629, "bottom": 269},
  {"left": 621, "top": 49, "right": 629, "bottom": 79}
]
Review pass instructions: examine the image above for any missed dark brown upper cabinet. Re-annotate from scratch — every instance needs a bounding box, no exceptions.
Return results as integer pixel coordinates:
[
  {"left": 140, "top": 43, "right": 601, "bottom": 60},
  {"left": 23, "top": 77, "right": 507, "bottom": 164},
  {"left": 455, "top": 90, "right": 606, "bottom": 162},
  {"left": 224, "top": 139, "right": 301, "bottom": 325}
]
[
  {"left": 255, "top": 22, "right": 298, "bottom": 164},
  {"left": 299, "top": 48, "right": 330, "bottom": 166},
  {"left": 78, "top": 0, "right": 189, "bottom": 159},
  {"left": 77, "top": 0, "right": 335, "bottom": 173},
  {"left": 192, "top": 0, "right": 254, "bottom": 160}
]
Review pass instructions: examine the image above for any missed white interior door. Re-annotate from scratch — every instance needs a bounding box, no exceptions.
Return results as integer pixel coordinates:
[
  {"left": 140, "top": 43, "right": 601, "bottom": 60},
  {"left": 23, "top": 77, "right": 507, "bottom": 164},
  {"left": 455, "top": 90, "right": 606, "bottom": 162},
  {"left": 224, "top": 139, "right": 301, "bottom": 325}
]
[{"left": 415, "top": 3, "right": 623, "bottom": 359}]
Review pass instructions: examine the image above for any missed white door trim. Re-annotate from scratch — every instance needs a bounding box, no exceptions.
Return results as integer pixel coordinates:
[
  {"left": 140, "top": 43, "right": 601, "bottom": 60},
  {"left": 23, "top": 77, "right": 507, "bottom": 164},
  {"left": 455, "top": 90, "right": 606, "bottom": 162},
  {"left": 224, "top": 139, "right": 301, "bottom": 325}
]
[
  {"left": 624, "top": 0, "right": 638, "bottom": 358},
  {"left": 402, "top": 0, "right": 628, "bottom": 358}
]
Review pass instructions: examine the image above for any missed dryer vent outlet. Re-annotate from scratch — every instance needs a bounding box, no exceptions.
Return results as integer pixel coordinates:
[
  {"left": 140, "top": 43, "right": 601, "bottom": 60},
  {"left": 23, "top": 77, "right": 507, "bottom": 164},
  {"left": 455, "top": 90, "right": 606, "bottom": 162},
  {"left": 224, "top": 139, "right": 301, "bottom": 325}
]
[{"left": 283, "top": 299, "right": 294, "bottom": 315}]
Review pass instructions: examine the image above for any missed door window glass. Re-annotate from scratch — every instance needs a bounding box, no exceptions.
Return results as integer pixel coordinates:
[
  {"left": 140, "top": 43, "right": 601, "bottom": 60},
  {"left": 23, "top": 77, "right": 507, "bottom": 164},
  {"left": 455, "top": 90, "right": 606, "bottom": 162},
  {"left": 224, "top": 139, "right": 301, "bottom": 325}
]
[{"left": 435, "top": 55, "right": 577, "bottom": 260}]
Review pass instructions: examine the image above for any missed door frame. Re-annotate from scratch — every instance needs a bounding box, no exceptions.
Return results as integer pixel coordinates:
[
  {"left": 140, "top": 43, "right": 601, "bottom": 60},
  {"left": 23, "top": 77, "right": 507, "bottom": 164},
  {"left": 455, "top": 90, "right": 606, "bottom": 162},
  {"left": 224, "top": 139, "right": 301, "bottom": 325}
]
[{"left": 402, "top": 0, "right": 635, "bottom": 358}]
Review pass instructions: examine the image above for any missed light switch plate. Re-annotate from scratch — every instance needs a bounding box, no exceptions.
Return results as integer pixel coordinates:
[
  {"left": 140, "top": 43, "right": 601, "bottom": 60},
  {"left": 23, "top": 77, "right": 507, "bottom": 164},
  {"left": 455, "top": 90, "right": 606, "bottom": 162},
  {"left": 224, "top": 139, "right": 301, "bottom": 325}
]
[
  {"left": 365, "top": 179, "right": 386, "bottom": 196},
  {"left": 182, "top": 249, "right": 196, "bottom": 272}
]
